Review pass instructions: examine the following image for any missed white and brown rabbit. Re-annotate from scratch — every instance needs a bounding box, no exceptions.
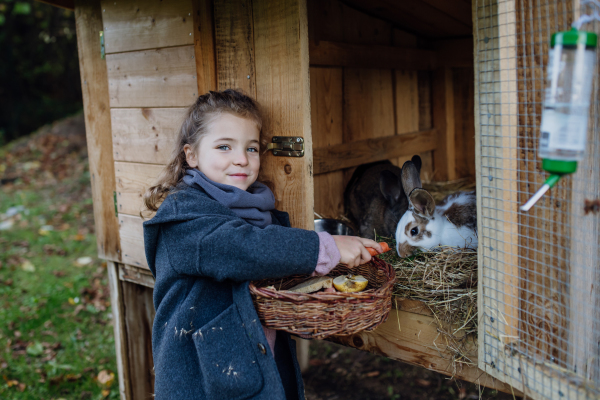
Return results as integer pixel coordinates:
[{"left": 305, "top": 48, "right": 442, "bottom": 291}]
[{"left": 394, "top": 158, "right": 477, "bottom": 258}]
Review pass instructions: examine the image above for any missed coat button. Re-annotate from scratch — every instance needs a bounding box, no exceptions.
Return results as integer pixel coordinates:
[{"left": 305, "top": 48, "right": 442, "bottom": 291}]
[{"left": 258, "top": 343, "right": 267, "bottom": 355}]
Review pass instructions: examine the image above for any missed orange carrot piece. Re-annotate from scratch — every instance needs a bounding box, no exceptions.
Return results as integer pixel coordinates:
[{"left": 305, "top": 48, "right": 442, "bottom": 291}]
[{"left": 367, "top": 242, "right": 391, "bottom": 256}]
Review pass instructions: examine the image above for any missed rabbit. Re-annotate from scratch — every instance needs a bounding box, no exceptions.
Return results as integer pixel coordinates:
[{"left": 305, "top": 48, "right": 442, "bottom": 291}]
[
  {"left": 344, "top": 157, "right": 422, "bottom": 239},
  {"left": 394, "top": 158, "right": 477, "bottom": 257}
]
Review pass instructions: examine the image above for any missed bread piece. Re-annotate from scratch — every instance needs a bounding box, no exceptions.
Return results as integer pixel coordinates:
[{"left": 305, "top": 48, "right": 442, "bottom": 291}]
[{"left": 287, "top": 277, "right": 333, "bottom": 294}]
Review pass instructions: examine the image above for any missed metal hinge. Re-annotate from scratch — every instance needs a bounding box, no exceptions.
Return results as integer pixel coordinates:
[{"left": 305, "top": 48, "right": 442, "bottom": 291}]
[
  {"left": 100, "top": 31, "right": 105, "bottom": 59},
  {"left": 266, "top": 137, "right": 304, "bottom": 157}
]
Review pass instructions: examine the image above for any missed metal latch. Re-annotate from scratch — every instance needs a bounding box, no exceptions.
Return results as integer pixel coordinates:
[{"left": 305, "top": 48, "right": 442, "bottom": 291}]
[{"left": 267, "top": 137, "right": 304, "bottom": 157}]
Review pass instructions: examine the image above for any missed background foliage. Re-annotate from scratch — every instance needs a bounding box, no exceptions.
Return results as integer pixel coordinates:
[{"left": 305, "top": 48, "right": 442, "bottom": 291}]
[{"left": 0, "top": 0, "right": 82, "bottom": 146}]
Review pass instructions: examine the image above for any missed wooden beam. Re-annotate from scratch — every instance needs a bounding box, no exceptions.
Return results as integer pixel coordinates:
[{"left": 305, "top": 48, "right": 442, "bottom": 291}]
[
  {"left": 331, "top": 308, "right": 522, "bottom": 395},
  {"left": 192, "top": 0, "right": 218, "bottom": 94},
  {"left": 119, "top": 263, "right": 155, "bottom": 289},
  {"left": 252, "top": 0, "right": 314, "bottom": 230},
  {"left": 313, "top": 129, "right": 437, "bottom": 175},
  {"left": 309, "top": 40, "right": 437, "bottom": 70},
  {"left": 432, "top": 68, "right": 456, "bottom": 181},
  {"left": 107, "top": 262, "right": 132, "bottom": 400},
  {"left": 74, "top": 0, "right": 121, "bottom": 262},
  {"left": 214, "top": 0, "right": 257, "bottom": 96}
]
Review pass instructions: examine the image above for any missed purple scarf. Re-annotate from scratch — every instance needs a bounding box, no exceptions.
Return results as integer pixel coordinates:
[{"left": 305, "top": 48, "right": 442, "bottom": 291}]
[{"left": 183, "top": 169, "right": 275, "bottom": 228}]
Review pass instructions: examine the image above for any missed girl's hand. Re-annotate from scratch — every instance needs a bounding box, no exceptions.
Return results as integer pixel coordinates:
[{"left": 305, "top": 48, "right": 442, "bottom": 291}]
[{"left": 332, "top": 236, "right": 382, "bottom": 268}]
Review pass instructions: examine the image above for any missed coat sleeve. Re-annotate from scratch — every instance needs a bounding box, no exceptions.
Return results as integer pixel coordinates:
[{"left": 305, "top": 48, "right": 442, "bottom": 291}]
[{"left": 161, "top": 215, "right": 319, "bottom": 282}]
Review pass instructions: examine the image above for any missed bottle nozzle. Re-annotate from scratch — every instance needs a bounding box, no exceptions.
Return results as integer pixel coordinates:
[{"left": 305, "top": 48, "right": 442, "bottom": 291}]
[{"left": 520, "top": 174, "right": 562, "bottom": 212}]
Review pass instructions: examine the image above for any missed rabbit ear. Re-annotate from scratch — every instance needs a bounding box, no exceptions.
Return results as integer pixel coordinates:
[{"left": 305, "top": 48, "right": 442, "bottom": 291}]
[
  {"left": 411, "top": 155, "right": 422, "bottom": 172},
  {"left": 401, "top": 159, "right": 422, "bottom": 196},
  {"left": 379, "top": 170, "right": 404, "bottom": 206},
  {"left": 408, "top": 188, "right": 435, "bottom": 218}
]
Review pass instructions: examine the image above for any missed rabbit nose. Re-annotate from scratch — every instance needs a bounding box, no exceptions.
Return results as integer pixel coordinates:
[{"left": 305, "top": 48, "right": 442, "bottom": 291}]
[{"left": 397, "top": 242, "right": 414, "bottom": 258}]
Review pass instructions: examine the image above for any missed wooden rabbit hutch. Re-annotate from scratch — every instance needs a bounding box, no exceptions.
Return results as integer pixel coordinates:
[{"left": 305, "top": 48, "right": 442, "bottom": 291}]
[{"left": 40, "top": 0, "right": 600, "bottom": 398}]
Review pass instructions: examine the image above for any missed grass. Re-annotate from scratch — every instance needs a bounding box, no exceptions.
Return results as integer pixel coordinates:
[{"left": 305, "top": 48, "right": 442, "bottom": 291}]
[{"left": 0, "top": 121, "right": 119, "bottom": 399}]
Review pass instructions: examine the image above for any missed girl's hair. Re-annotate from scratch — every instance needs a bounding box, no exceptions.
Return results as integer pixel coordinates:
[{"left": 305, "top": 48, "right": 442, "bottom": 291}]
[{"left": 142, "top": 89, "right": 267, "bottom": 214}]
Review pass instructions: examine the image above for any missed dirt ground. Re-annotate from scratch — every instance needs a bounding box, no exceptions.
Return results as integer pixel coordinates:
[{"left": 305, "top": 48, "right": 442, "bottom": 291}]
[{"left": 303, "top": 340, "right": 519, "bottom": 400}]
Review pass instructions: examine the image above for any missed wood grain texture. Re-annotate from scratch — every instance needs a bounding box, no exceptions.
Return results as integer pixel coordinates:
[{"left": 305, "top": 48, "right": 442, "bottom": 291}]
[
  {"left": 309, "top": 41, "right": 437, "bottom": 70},
  {"left": 340, "top": 0, "right": 471, "bottom": 38},
  {"left": 106, "top": 46, "right": 197, "bottom": 108},
  {"left": 119, "top": 263, "right": 156, "bottom": 289},
  {"left": 111, "top": 108, "right": 185, "bottom": 164},
  {"left": 38, "top": 0, "right": 74, "bottom": 10},
  {"left": 118, "top": 214, "right": 148, "bottom": 269},
  {"left": 214, "top": 0, "right": 256, "bottom": 95},
  {"left": 107, "top": 262, "right": 132, "bottom": 400},
  {"left": 331, "top": 308, "right": 521, "bottom": 395},
  {"left": 193, "top": 0, "right": 217, "bottom": 94},
  {"left": 252, "top": 0, "right": 313, "bottom": 230},
  {"left": 115, "top": 162, "right": 164, "bottom": 216},
  {"left": 306, "top": 0, "right": 343, "bottom": 43},
  {"left": 453, "top": 68, "right": 476, "bottom": 180},
  {"left": 122, "top": 281, "right": 155, "bottom": 400},
  {"left": 101, "top": 0, "right": 194, "bottom": 54},
  {"left": 432, "top": 68, "right": 456, "bottom": 181},
  {"left": 75, "top": 0, "right": 121, "bottom": 262},
  {"left": 314, "top": 129, "right": 438, "bottom": 174},
  {"left": 311, "top": 67, "right": 345, "bottom": 219}
]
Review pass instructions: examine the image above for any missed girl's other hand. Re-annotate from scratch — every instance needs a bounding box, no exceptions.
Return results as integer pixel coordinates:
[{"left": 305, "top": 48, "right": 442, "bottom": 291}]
[{"left": 332, "top": 236, "right": 382, "bottom": 268}]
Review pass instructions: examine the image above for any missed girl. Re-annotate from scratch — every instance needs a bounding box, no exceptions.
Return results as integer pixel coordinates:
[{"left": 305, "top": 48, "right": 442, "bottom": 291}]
[{"left": 142, "top": 89, "right": 381, "bottom": 400}]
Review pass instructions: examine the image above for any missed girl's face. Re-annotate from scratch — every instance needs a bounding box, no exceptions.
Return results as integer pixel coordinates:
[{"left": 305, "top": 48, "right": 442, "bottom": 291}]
[{"left": 184, "top": 113, "right": 261, "bottom": 191}]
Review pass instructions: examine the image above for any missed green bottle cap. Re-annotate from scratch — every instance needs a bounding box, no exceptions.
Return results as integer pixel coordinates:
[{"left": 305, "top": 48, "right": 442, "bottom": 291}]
[
  {"left": 542, "top": 159, "right": 578, "bottom": 174},
  {"left": 551, "top": 28, "right": 597, "bottom": 47}
]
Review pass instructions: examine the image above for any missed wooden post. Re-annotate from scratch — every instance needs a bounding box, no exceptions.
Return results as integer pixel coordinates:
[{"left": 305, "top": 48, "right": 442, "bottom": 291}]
[
  {"left": 74, "top": 0, "right": 121, "bottom": 262},
  {"left": 107, "top": 262, "right": 132, "bottom": 400},
  {"left": 432, "top": 68, "right": 456, "bottom": 181}
]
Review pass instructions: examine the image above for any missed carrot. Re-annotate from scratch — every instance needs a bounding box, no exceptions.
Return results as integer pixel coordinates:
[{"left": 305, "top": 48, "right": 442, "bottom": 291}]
[{"left": 367, "top": 242, "right": 391, "bottom": 256}]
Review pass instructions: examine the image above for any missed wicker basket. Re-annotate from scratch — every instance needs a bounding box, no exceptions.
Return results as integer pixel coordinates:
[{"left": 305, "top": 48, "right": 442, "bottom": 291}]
[{"left": 249, "top": 258, "right": 395, "bottom": 339}]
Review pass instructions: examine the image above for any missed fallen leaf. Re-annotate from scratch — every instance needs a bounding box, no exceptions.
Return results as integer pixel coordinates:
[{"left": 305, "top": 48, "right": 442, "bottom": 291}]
[
  {"left": 17, "top": 382, "right": 26, "bottom": 392},
  {"left": 97, "top": 369, "right": 115, "bottom": 387},
  {"left": 101, "top": 389, "right": 110, "bottom": 397},
  {"left": 68, "top": 297, "right": 80, "bottom": 305},
  {"left": 20, "top": 260, "right": 35, "bottom": 272},
  {"left": 75, "top": 256, "right": 93, "bottom": 267},
  {"left": 26, "top": 342, "right": 44, "bottom": 357},
  {"left": 39, "top": 225, "right": 55, "bottom": 235},
  {"left": 72, "top": 233, "right": 85, "bottom": 241},
  {"left": 365, "top": 371, "right": 380, "bottom": 377},
  {"left": 415, "top": 379, "right": 431, "bottom": 387}
]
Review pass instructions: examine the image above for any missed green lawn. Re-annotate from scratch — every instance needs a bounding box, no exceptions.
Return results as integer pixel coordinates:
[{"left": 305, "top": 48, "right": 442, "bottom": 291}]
[{"left": 0, "top": 128, "right": 118, "bottom": 399}]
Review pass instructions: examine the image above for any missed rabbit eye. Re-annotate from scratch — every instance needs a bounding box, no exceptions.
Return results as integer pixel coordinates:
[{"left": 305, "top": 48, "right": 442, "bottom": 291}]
[{"left": 410, "top": 227, "right": 418, "bottom": 236}]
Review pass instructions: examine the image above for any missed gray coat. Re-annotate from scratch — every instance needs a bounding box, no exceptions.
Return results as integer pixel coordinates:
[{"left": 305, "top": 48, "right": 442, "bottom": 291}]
[{"left": 143, "top": 184, "right": 319, "bottom": 399}]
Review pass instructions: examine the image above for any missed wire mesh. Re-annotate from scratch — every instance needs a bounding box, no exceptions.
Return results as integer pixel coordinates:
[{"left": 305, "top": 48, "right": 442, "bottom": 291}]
[{"left": 475, "top": 0, "right": 600, "bottom": 398}]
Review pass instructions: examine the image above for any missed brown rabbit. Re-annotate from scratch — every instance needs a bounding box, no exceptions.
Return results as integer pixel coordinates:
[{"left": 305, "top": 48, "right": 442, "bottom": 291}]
[{"left": 344, "top": 157, "right": 422, "bottom": 239}]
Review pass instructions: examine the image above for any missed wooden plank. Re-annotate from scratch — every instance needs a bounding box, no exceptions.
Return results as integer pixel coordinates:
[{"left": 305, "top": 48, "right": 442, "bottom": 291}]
[
  {"left": 115, "top": 162, "right": 164, "bottom": 217},
  {"left": 306, "top": 0, "right": 343, "bottom": 43},
  {"left": 419, "top": 0, "right": 473, "bottom": 26},
  {"left": 119, "top": 214, "right": 148, "bottom": 269},
  {"left": 106, "top": 45, "right": 197, "bottom": 108},
  {"left": 111, "top": 108, "right": 185, "bottom": 164},
  {"left": 252, "top": 0, "right": 313, "bottom": 230},
  {"left": 192, "top": 0, "right": 218, "bottom": 94},
  {"left": 101, "top": 0, "right": 194, "bottom": 54},
  {"left": 74, "top": 0, "right": 121, "bottom": 262},
  {"left": 331, "top": 308, "right": 522, "bottom": 395},
  {"left": 122, "top": 281, "right": 155, "bottom": 400},
  {"left": 214, "top": 0, "right": 256, "bottom": 96},
  {"left": 434, "top": 38, "right": 475, "bottom": 68},
  {"left": 341, "top": 0, "right": 472, "bottom": 38},
  {"left": 107, "top": 262, "right": 132, "bottom": 400},
  {"left": 432, "top": 68, "right": 456, "bottom": 181},
  {"left": 314, "top": 129, "right": 438, "bottom": 174},
  {"left": 340, "top": 2, "right": 391, "bottom": 45},
  {"left": 453, "top": 68, "right": 476, "bottom": 180},
  {"left": 309, "top": 41, "right": 437, "bottom": 70},
  {"left": 119, "top": 263, "right": 155, "bottom": 289},
  {"left": 311, "top": 67, "right": 345, "bottom": 219}
]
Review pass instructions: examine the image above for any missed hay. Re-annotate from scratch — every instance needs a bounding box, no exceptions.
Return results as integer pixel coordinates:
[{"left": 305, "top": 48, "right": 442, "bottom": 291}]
[{"left": 378, "top": 243, "right": 478, "bottom": 369}]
